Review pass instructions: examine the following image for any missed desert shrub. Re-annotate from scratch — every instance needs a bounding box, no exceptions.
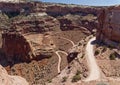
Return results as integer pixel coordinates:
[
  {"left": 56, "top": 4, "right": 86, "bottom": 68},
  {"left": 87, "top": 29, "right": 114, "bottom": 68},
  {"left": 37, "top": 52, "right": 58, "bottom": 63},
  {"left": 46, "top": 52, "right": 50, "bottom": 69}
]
[
  {"left": 71, "top": 70, "right": 81, "bottom": 82},
  {"left": 72, "top": 75, "right": 81, "bottom": 82},
  {"left": 47, "top": 79, "right": 52, "bottom": 83},
  {"left": 76, "top": 70, "right": 81, "bottom": 75},
  {"left": 108, "top": 44, "right": 114, "bottom": 49},
  {"left": 101, "top": 47, "right": 107, "bottom": 53},
  {"left": 95, "top": 50, "right": 99, "bottom": 56},
  {"left": 62, "top": 77, "right": 67, "bottom": 82},
  {"left": 81, "top": 54, "right": 84, "bottom": 58},
  {"left": 109, "top": 53, "right": 116, "bottom": 60}
]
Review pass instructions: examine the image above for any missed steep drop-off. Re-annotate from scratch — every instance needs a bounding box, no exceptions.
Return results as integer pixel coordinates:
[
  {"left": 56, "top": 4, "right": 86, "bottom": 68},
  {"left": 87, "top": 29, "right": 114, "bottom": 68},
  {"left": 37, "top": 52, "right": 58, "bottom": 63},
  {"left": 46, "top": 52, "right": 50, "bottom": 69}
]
[{"left": 97, "top": 5, "right": 120, "bottom": 49}]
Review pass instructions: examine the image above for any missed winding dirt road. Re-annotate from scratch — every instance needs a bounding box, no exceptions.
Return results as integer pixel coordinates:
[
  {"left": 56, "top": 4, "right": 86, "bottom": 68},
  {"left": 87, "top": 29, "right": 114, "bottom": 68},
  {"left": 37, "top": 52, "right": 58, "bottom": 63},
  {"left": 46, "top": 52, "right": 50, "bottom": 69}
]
[
  {"left": 55, "top": 37, "right": 75, "bottom": 73},
  {"left": 55, "top": 51, "right": 68, "bottom": 74},
  {"left": 56, "top": 36, "right": 102, "bottom": 80},
  {"left": 84, "top": 37, "right": 101, "bottom": 81},
  {"left": 59, "top": 37, "right": 75, "bottom": 46}
]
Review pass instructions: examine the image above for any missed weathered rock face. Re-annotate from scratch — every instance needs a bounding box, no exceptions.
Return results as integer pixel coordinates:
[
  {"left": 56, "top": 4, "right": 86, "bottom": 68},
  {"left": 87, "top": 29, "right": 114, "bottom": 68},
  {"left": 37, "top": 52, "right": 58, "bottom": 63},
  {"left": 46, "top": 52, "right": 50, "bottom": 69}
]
[
  {"left": 2, "top": 31, "right": 55, "bottom": 62},
  {"left": 11, "top": 14, "right": 60, "bottom": 33},
  {"left": 46, "top": 5, "right": 100, "bottom": 17},
  {"left": 0, "top": 0, "right": 24, "bottom": 3},
  {"left": 0, "top": 2, "right": 34, "bottom": 18},
  {"left": 0, "top": 2, "right": 100, "bottom": 16},
  {"left": 0, "top": 2, "right": 101, "bottom": 32},
  {"left": 57, "top": 14, "right": 98, "bottom": 31},
  {"left": 2, "top": 32, "right": 34, "bottom": 62},
  {"left": 0, "top": 65, "right": 28, "bottom": 85},
  {"left": 97, "top": 6, "right": 120, "bottom": 48}
]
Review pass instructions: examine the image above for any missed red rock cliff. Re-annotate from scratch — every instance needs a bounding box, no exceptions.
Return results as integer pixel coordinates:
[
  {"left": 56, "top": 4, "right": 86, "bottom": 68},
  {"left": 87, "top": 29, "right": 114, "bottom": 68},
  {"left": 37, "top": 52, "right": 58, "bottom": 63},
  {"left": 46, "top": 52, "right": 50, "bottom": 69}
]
[
  {"left": 2, "top": 32, "right": 34, "bottom": 62},
  {"left": 97, "top": 6, "right": 120, "bottom": 47}
]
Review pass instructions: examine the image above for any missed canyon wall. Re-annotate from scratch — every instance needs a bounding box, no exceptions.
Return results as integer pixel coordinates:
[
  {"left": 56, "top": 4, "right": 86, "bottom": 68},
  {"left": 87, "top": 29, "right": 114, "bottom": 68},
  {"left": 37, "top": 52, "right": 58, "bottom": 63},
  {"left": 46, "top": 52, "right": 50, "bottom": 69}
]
[
  {"left": 0, "top": 2, "right": 101, "bottom": 62},
  {"left": 2, "top": 32, "right": 34, "bottom": 62},
  {"left": 97, "top": 5, "right": 120, "bottom": 48},
  {"left": 0, "top": 2, "right": 101, "bottom": 32}
]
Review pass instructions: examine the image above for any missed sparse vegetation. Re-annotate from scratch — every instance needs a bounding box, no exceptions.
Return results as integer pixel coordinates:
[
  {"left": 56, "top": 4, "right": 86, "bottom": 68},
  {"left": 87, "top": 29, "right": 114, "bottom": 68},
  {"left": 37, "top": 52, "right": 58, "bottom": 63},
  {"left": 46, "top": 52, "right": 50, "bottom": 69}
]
[
  {"left": 109, "top": 53, "right": 116, "bottom": 60},
  {"left": 108, "top": 44, "right": 114, "bottom": 49},
  {"left": 47, "top": 79, "right": 52, "bottom": 83},
  {"left": 101, "top": 47, "right": 107, "bottom": 53},
  {"left": 71, "top": 70, "right": 81, "bottom": 82},
  {"left": 95, "top": 50, "right": 99, "bottom": 56},
  {"left": 81, "top": 54, "right": 84, "bottom": 58},
  {"left": 62, "top": 76, "right": 67, "bottom": 82},
  {"left": 76, "top": 70, "right": 81, "bottom": 75}
]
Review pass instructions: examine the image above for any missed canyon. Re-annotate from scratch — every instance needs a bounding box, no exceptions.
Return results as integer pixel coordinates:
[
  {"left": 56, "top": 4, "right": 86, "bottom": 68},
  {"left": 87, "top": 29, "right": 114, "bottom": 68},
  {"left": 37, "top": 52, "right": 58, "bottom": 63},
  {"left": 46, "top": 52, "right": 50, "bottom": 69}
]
[{"left": 0, "top": 1, "right": 119, "bottom": 85}]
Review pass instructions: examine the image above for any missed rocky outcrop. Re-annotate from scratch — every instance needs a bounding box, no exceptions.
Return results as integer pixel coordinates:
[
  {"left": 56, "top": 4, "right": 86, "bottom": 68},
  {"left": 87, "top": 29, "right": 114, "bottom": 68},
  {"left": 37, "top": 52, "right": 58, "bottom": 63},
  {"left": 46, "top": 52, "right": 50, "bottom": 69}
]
[
  {"left": 0, "top": 65, "right": 28, "bottom": 85},
  {"left": 57, "top": 14, "right": 98, "bottom": 31},
  {"left": 2, "top": 31, "right": 55, "bottom": 62},
  {"left": 11, "top": 14, "right": 60, "bottom": 33},
  {"left": 46, "top": 5, "right": 100, "bottom": 17},
  {"left": 0, "top": 2, "right": 101, "bottom": 32},
  {"left": 2, "top": 32, "right": 34, "bottom": 62},
  {"left": 97, "top": 5, "right": 120, "bottom": 48}
]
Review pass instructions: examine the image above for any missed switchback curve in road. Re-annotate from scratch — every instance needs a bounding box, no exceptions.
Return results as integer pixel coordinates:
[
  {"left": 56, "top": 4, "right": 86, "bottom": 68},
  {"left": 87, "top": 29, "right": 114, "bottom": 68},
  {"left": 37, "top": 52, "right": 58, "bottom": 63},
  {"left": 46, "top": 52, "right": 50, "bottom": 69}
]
[{"left": 55, "top": 51, "right": 68, "bottom": 74}]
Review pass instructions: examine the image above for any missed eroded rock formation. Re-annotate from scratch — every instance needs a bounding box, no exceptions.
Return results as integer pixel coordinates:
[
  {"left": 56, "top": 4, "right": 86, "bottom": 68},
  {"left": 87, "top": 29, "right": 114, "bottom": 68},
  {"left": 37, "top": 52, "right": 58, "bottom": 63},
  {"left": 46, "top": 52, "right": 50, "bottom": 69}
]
[
  {"left": 0, "top": 65, "right": 28, "bottom": 85},
  {"left": 57, "top": 14, "right": 98, "bottom": 31},
  {"left": 97, "top": 5, "right": 120, "bottom": 48},
  {"left": 0, "top": 2, "right": 101, "bottom": 33},
  {"left": 2, "top": 32, "right": 34, "bottom": 62},
  {"left": 2, "top": 31, "right": 55, "bottom": 62},
  {"left": 11, "top": 14, "right": 60, "bottom": 33}
]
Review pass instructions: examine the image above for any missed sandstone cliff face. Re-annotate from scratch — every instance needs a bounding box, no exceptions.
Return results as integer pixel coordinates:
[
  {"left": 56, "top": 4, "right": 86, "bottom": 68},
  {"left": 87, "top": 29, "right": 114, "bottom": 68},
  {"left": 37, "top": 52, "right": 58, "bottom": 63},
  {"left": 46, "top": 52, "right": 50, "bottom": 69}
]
[
  {"left": 46, "top": 5, "right": 100, "bottom": 17},
  {"left": 2, "top": 31, "right": 55, "bottom": 62},
  {"left": 97, "top": 5, "right": 120, "bottom": 48},
  {"left": 0, "top": 65, "right": 28, "bottom": 85},
  {"left": 57, "top": 14, "right": 97, "bottom": 31},
  {"left": 11, "top": 14, "right": 60, "bottom": 33},
  {"left": 2, "top": 32, "right": 34, "bottom": 62},
  {"left": 0, "top": 2, "right": 100, "bottom": 31}
]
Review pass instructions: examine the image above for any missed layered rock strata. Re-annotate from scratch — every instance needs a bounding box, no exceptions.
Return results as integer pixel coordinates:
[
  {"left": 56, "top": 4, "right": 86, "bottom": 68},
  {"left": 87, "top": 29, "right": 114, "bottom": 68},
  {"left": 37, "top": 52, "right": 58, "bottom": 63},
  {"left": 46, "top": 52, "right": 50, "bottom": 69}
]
[{"left": 97, "top": 5, "right": 120, "bottom": 49}]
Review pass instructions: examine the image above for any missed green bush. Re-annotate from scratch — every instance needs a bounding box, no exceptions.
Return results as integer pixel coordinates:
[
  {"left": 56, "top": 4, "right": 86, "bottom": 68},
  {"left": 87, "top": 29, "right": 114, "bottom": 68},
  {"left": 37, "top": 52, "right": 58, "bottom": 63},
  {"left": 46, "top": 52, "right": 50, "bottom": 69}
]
[
  {"left": 47, "top": 79, "right": 52, "bottom": 83},
  {"left": 108, "top": 44, "right": 114, "bottom": 49},
  {"left": 72, "top": 75, "right": 81, "bottom": 82},
  {"left": 101, "top": 47, "right": 107, "bottom": 53},
  {"left": 62, "top": 77, "right": 67, "bottom": 82},
  {"left": 72, "top": 70, "right": 81, "bottom": 82},
  {"left": 81, "top": 54, "right": 84, "bottom": 58},
  {"left": 76, "top": 70, "right": 81, "bottom": 75},
  {"left": 109, "top": 53, "right": 116, "bottom": 60},
  {"left": 95, "top": 50, "right": 99, "bottom": 56}
]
